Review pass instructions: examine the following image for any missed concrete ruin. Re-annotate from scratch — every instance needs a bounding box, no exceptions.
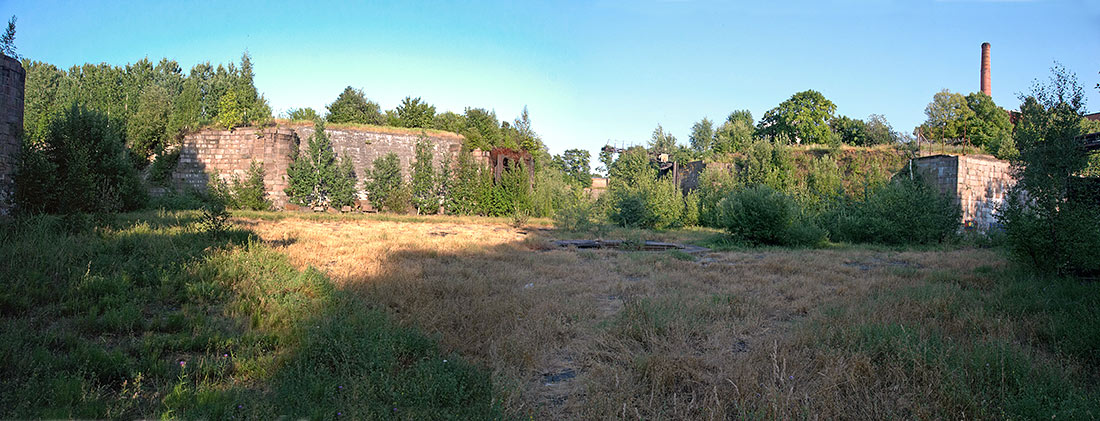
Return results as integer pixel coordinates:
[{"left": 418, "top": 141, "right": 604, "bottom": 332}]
[
  {"left": 168, "top": 124, "right": 464, "bottom": 208},
  {"left": 912, "top": 154, "right": 1014, "bottom": 230},
  {"left": 0, "top": 54, "right": 24, "bottom": 216}
]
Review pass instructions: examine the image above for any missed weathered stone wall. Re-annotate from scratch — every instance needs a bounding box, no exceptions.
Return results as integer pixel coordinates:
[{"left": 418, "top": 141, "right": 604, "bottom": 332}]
[
  {"left": 913, "top": 154, "right": 1014, "bottom": 230},
  {"left": 171, "top": 124, "right": 464, "bottom": 208},
  {"left": 291, "top": 126, "right": 463, "bottom": 183},
  {"left": 173, "top": 127, "right": 298, "bottom": 207},
  {"left": 0, "top": 54, "right": 24, "bottom": 216}
]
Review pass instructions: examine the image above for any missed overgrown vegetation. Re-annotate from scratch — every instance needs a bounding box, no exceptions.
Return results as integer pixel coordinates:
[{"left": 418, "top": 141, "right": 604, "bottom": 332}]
[
  {"left": 284, "top": 122, "right": 357, "bottom": 208},
  {"left": 0, "top": 212, "right": 501, "bottom": 419}
]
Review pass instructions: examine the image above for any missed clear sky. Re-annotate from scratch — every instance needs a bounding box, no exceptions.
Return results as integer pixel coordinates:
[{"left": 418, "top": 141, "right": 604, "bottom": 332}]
[{"left": 6, "top": 0, "right": 1100, "bottom": 161}]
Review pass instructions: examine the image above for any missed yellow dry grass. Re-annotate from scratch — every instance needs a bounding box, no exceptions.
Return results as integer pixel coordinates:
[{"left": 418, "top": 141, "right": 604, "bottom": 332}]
[{"left": 242, "top": 215, "right": 1015, "bottom": 419}]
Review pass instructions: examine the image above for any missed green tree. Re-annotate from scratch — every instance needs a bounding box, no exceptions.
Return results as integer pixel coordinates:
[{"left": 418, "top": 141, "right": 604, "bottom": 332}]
[
  {"left": 21, "top": 60, "right": 67, "bottom": 143},
  {"left": 366, "top": 153, "right": 408, "bottom": 212},
  {"left": 462, "top": 108, "right": 503, "bottom": 150},
  {"left": 758, "top": 90, "right": 837, "bottom": 144},
  {"left": 689, "top": 117, "right": 715, "bottom": 153},
  {"left": 964, "top": 93, "right": 1016, "bottom": 158},
  {"left": 325, "top": 86, "right": 383, "bottom": 125},
  {"left": 432, "top": 111, "right": 466, "bottom": 133},
  {"left": 830, "top": 116, "right": 868, "bottom": 146},
  {"left": 919, "top": 89, "right": 974, "bottom": 141},
  {"left": 714, "top": 110, "right": 754, "bottom": 153},
  {"left": 410, "top": 135, "right": 438, "bottom": 214},
  {"left": 864, "top": 114, "right": 898, "bottom": 145},
  {"left": 127, "top": 84, "right": 170, "bottom": 159},
  {"left": 287, "top": 107, "right": 320, "bottom": 121},
  {"left": 1, "top": 16, "right": 18, "bottom": 59},
  {"left": 553, "top": 149, "right": 591, "bottom": 188},
  {"left": 513, "top": 106, "right": 541, "bottom": 153},
  {"left": 395, "top": 96, "right": 436, "bottom": 128},
  {"left": 230, "top": 160, "right": 271, "bottom": 211},
  {"left": 648, "top": 124, "right": 676, "bottom": 155},
  {"left": 999, "top": 64, "right": 1099, "bottom": 276},
  {"left": 285, "top": 122, "right": 358, "bottom": 207},
  {"left": 15, "top": 104, "right": 145, "bottom": 214}
]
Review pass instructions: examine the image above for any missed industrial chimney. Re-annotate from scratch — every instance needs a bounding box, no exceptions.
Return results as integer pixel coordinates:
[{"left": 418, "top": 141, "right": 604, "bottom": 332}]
[{"left": 980, "top": 42, "right": 991, "bottom": 96}]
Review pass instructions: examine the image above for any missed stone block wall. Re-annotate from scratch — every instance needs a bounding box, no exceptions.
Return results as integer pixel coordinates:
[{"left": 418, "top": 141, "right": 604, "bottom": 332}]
[
  {"left": 173, "top": 127, "right": 298, "bottom": 207},
  {"left": 0, "top": 54, "right": 25, "bottom": 216},
  {"left": 913, "top": 154, "right": 1014, "bottom": 230},
  {"left": 292, "top": 126, "right": 463, "bottom": 184},
  {"left": 171, "top": 124, "right": 464, "bottom": 208}
]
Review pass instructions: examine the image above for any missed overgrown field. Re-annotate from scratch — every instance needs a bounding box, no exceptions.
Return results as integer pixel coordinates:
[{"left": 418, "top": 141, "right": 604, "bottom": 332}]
[{"left": 1, "top": 211, "right": 1097, "bottom": 419}]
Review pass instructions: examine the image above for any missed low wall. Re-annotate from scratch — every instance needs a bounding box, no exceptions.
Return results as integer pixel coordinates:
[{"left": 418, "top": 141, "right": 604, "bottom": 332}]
[
  {"left": 0, "top": 54, "right": 24, "bottom": 215},
  {"left": 913, "top": 154, "right": 1014, "bottom": 230},
  {"left": 170, "top": 124, "right": 464, "bottom": 208}
]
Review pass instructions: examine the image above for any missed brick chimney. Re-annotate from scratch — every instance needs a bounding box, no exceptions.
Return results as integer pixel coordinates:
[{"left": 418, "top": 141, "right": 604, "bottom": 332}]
[{"left": 980, "top": 42, "right": 991, "bottom": 96}]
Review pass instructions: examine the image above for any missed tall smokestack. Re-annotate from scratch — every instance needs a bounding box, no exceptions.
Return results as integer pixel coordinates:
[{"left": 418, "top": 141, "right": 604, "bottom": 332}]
[{"left": 980, "top": 42, "right": 991, "bottom": 97}]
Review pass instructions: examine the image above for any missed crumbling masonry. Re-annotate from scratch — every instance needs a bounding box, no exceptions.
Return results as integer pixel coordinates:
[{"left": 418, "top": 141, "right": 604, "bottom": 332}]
[{"left": 0, "top": 54, "right": 25, "bottom": 216}]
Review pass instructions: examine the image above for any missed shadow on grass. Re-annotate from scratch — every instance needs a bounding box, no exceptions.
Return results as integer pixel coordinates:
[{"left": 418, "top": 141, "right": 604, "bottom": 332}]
[{"left": 0, "top": 211, "right": 503, "bottom": 419}]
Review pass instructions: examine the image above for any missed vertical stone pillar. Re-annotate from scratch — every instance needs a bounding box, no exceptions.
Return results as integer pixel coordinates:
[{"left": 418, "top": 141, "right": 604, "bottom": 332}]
[{"left": 0, "top": 53, "right": 25, "bottom": 216}]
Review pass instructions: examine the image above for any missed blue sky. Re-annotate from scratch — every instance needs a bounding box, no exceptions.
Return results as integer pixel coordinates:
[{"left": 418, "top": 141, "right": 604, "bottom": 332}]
[{"left": 6, "top": 0, "right": 1100, "bottom": 160}]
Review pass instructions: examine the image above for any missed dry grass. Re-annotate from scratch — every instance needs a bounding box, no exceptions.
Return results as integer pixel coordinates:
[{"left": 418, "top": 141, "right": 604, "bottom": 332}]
[{"left": 242, "top": 214, "right": 1098, "bottom": 419}]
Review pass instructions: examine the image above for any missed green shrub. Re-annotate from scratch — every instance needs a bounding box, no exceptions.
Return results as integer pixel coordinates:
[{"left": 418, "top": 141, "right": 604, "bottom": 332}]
[
  {"left": 366, "top": 153, "right": 407, "bottom": 213},
  {"left": 718, "top": 184, "right": 825, "bottom": 247},
  {"left": 147, "top": 149, "right": 180, "bottom": 188},
  {"left": 15, "top": 104, "right": 146, "bottom": 214},
  {"left": 696, "top": 166, "right": 737, "bottom": 228},
  {"left": 410, "top": 135, "right": 438, "bottom": 214},
  {"left": 553, "top": 192, "right": 597, "bottom": 232},
  {"left": 231, "top": 161, "right": 270, "bottom": 211},
  {"left": 821, "top": 175, "right": 959, "bottom": 245},
  {"left": 608, "top": 177, "right": 683, "bottom": 229},
  {"left": 681, "top": 189, "right": 700, "bottom": 227},
  {"left": 285, "top": 122, "right": 358, "bottom": 208}
]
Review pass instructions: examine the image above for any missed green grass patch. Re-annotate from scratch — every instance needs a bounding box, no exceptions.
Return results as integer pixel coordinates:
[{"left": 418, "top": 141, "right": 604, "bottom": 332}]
[{"left": 0, "top": 211, "right": 503, "bottom": 419}]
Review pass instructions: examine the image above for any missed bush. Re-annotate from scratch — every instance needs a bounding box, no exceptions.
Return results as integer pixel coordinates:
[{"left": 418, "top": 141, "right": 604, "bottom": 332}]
[
  {"left": 717, "top": 184, "right": 825, "bottom": 247},
  {"left": 147, "top": 149, "right": 180, "bottom": 188},
  {"left": 285, "top": 122, "right": 358, "bottom": 208},
  {"left": 608, "top": 177, "right": 683, "bottom": 229},
  {"left": 484, "top": 161, "right": 532, "bottom": 217},
  {"left": 232, "top": 161, "right": 270, "bottom": 211},
  {"left": 15, "top": 104, "right": 146, "bottom": 214},
  {"left": 553, "top": 192, "right": 597, "bottom": 232},
  {"left": 821, "top": 175, "right": 960, "bottom": 245},
  {"left": 366, "top": 153, "right": 407, "bottom": 213},
  {"left": 409, "top": 135, "right": 437, "bottom": 214},
  {"left": 681, "top": 189, "right": 700, "bottom": 227}
]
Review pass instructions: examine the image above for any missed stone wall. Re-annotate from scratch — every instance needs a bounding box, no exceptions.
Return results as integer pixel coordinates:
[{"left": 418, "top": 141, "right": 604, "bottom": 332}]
[
  {"left": 292, "top": 125, "right": 463, "bottom": 184},
  {"left": 0, "top": 54, "right": 24, "bottom": 216},
  {"left": 913, "top": 154, "right": 1014, "bottom": 230},
  {"left": 171, "top": 124, "right": 464, "bottom": 208},
  {"left": 173, "top": 127, "right": 298, "bottom": 207}
]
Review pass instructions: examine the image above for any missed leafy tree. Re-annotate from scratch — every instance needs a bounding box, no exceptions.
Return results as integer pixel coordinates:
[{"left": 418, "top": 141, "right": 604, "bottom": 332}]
[
  {"left": 714, "top": 110, "right": 754, "bottom": 153},
  {"left": 366, "top": 153, "right": 407, "bottom": 212},
  {"left": 1, "top": 15, "right": 17, "bottom": 59},
  {"left": 647, "top": 124, "right": 677, "bottom": 155},
  {"left": 830, "top": 116, "right": 868, "bottom": 146},
  {"left": 215, "top": 89, "right": 245, "bottom": 129},
  {"left": 127, "top": 84, "right": 170, "bottom": 159},
  {"left": 410, "top": 135, "right": 437, "bottom": 214},
  {"left": 689, "top": 118, "right": 715, "bottom": 153},
  {"left": 553, "top": 149, "right": 591, "bottom": 188},
  {"left": 863, "top": 114, "right": 898, "bottom": 146},
  {"left": 21, "top": 61, "right": 67, "bottom": 143},
  {"left": 446, "top": 150, "right": 488, "bottom": 215},
  {"left": 513, "top": 106, "right": 541, "bottom": 153},
  {"left": 999, "top": 64, "right": 1099, "bottom": 276},
  {"left": 168, "top": 77, "right": 202, "bottom": 136},
  {"left": 919, "top": 89, "right": 974, "bottom": 140},
  {"left": 325, "top": 86, "right": 383, "bottom": 125},
  {"left": 285, "top": 122, "right": 358, "bottom": 207},
  {"left": 462, "top": 108, "right": 503, "bottom": 150},
  {"left": 395, "top": 96, "right": 436, "bottom": 128},
  {"left": 758, "top": 90, "right": 837, "bottom": 144},
  {"left": 15, "top": 104, "right": 145, "bottom": 214},
  {"left": 432, "top": 111, "right": 466, "bottom": 133},
  {"left": 608, "top": 146, "right": 654, "bottom": 186},
  {"left": 597, "top": 145, "right": 616, "bottom": 175},
  {"left": 287, "top": 107, "right": 320, "bottom": 121},
  {"left": 964, "top": 93, "right": 1015, "bottom": 158}
]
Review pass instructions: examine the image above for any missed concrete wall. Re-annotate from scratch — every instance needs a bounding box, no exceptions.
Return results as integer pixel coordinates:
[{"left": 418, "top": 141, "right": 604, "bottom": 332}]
[
  {"left": 913, "top": 154, "right": 1014, "bottom": 230},
  {"left": 170, "top": 124, "right": 464, "bottom": 208},
  {"left": 0, "top": 54, "right": 24, "bottom": 216}
]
